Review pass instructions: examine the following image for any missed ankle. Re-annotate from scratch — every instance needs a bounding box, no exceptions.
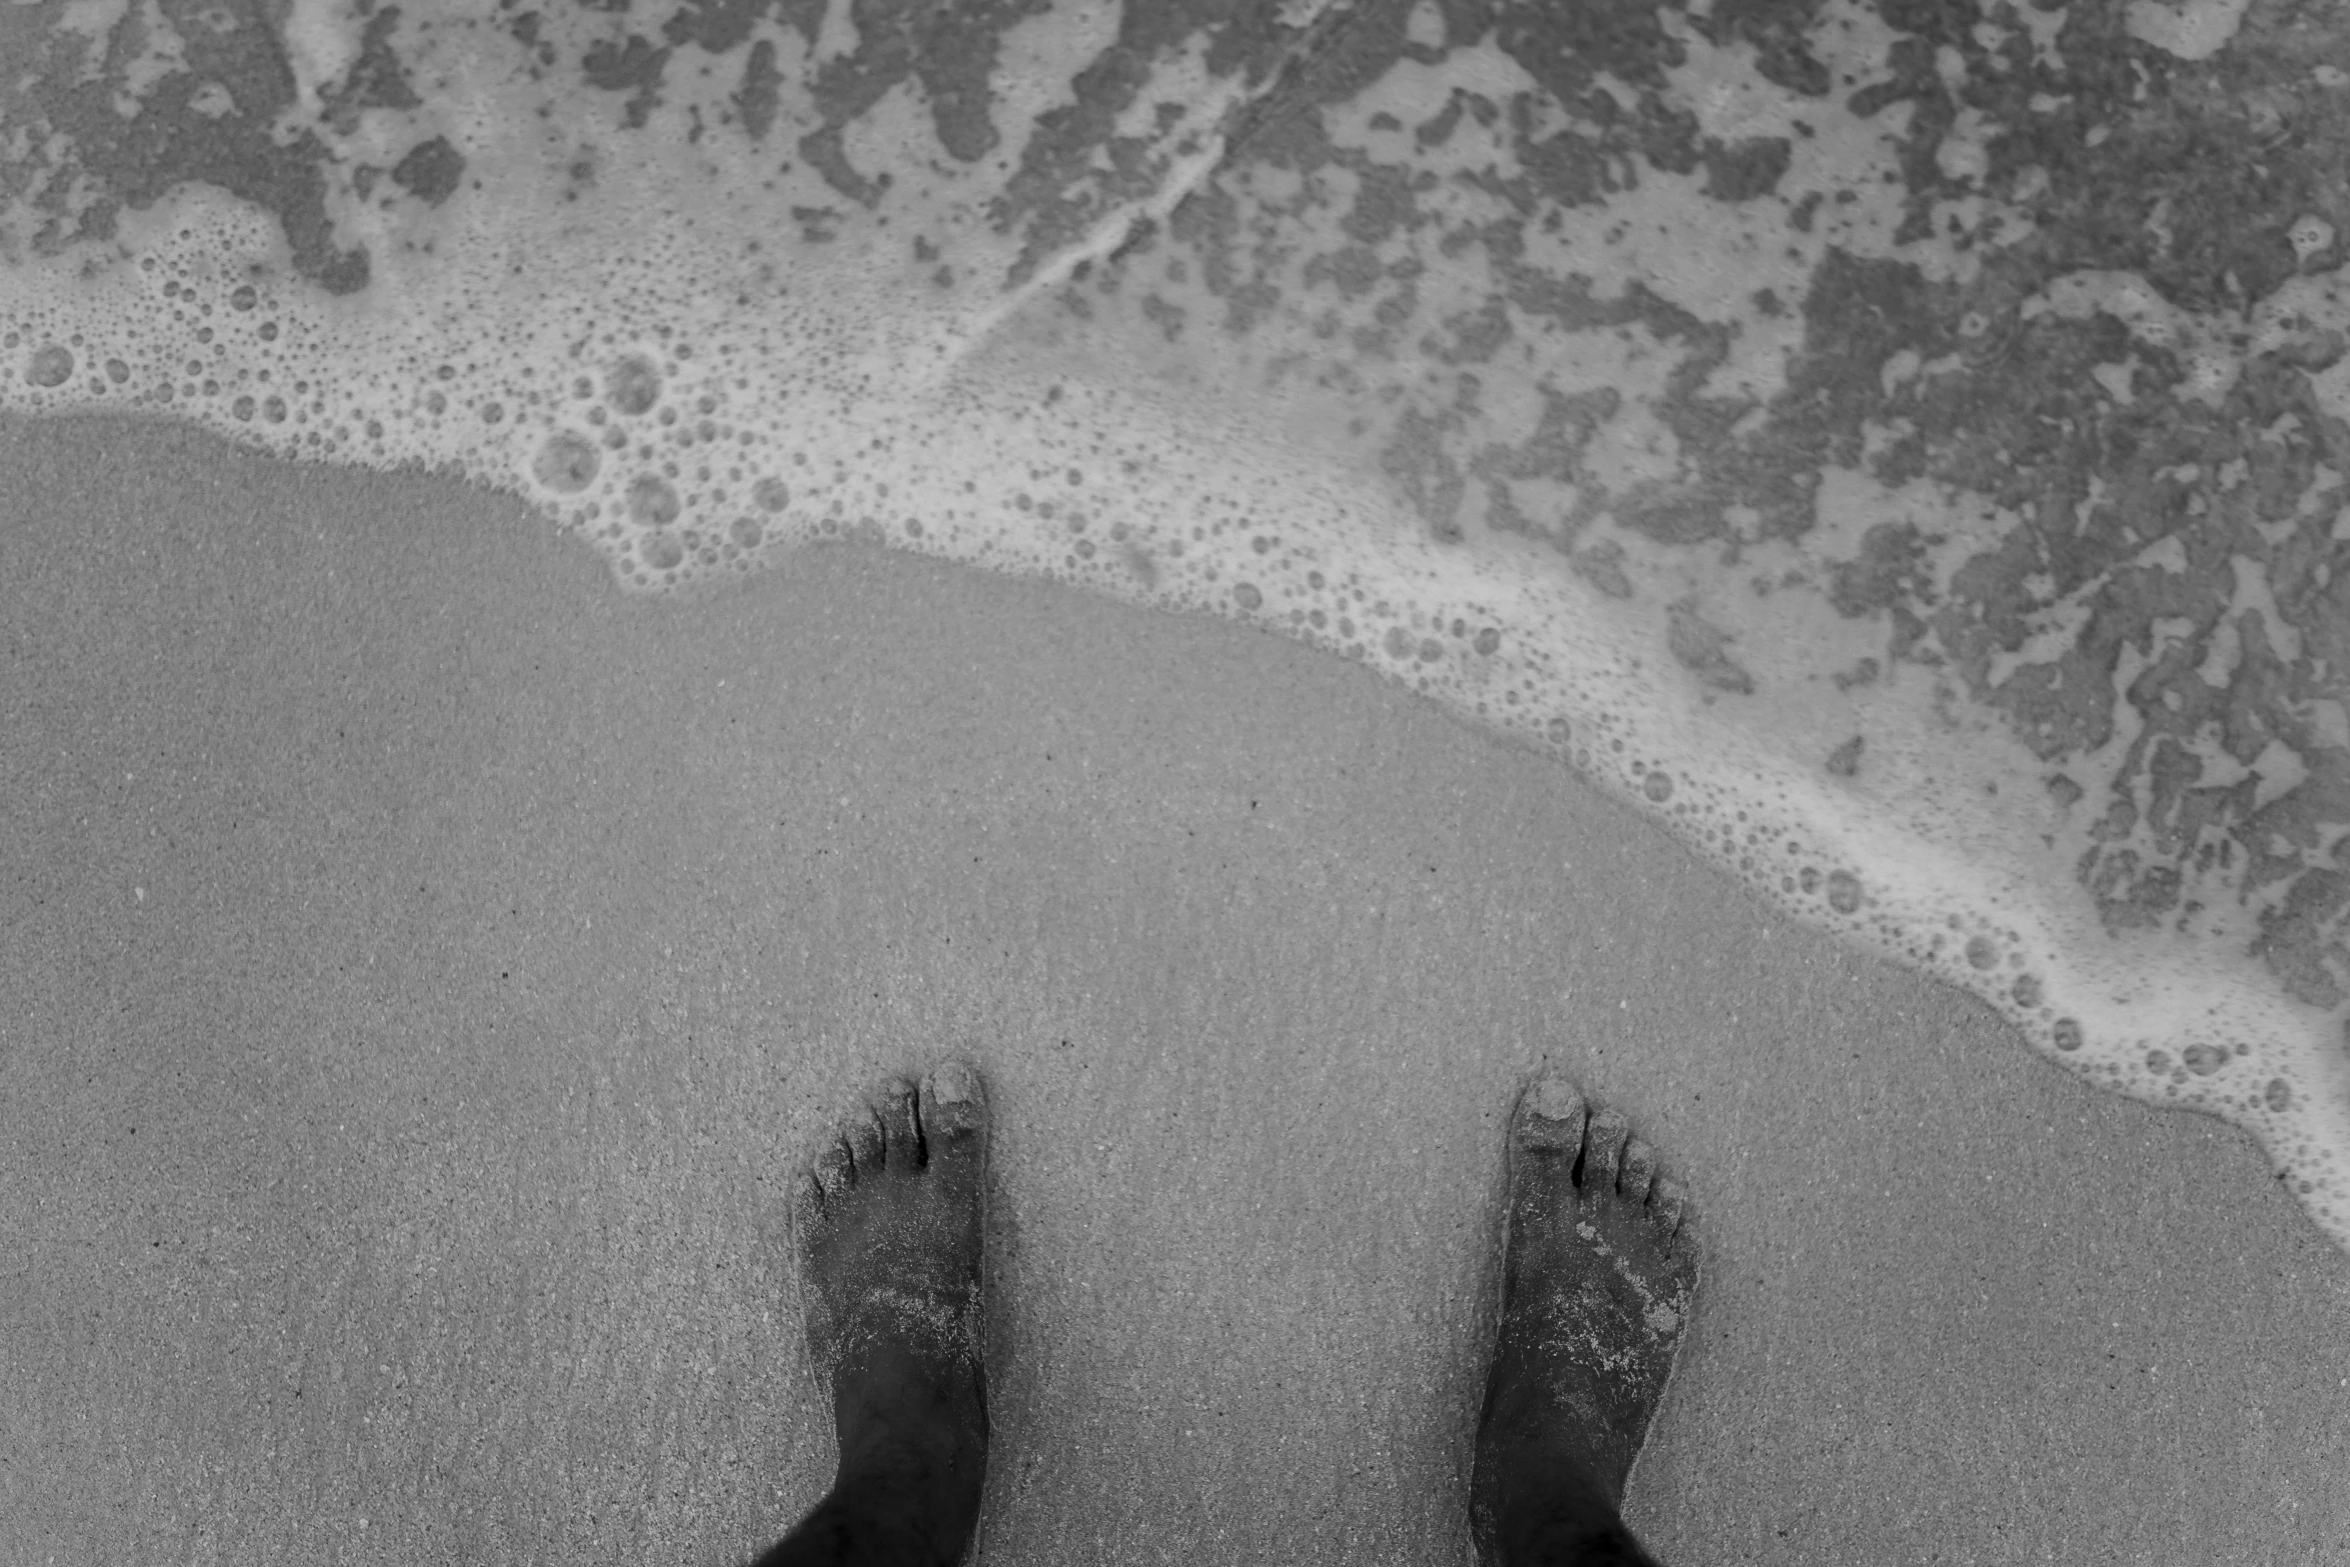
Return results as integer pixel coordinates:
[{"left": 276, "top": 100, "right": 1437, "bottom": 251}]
[
  {"left": 831, "top": 1388, "right": 987, "bottom": 1542},
  {"left": 835, "top": 1378, "right": 985, "bottom": 1477},
  {"left": 754, "top": 1466, "right": 974, "bottom": 1567},
  {"left": 1480, "top": 1366, "right": 1638, "bottom": 1497},
  {"left": 835, "top": 1419, "right": 985, "bottom": 1495},
  {"left": 1474, "top": 1431, "right": 1650, "bottom": 1565},
  {"left": 831, "top": 1454, "right": 981, "bottom": 1511},
  {"left": 833, "top": 1336, "right": 984, "bottom": 1447},
  {"left": 1481, "top": 1484, "right": 1661, "bottom": 1567}
]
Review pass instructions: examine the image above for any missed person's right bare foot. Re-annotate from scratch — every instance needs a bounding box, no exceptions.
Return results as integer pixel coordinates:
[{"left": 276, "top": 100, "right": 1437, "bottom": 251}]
[
  {"left": 1471, "top": 1075, "right": 1696, "bottom": 1566},
  {"left": 755, "top": 1062, "right": 989, "bottom": 1567}
]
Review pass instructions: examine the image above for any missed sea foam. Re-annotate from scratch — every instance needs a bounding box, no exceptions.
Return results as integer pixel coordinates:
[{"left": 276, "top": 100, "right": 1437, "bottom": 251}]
[{"left": 5, "top": 0, "right": 2346, "bottom": 1243}]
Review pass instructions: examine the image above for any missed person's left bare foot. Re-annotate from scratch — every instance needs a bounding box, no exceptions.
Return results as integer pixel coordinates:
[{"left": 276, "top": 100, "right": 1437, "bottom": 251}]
[{"left": 755, "top": 1062, "right": 989, "bottom": 1567}]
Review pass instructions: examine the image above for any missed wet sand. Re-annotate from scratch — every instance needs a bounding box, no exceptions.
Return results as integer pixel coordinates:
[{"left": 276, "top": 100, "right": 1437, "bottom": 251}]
[{"left": 4, "top": 411, "right": 2346, "bottom": 1565}]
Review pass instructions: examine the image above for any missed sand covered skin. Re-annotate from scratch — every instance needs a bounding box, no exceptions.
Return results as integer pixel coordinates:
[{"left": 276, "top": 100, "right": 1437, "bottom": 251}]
[{"left": 4, "top": 1, "right": 2348, "bottom": 1239}]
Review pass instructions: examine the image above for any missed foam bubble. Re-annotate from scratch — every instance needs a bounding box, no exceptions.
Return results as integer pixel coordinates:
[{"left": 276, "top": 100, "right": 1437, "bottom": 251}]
[
  {"left": 533, "top": 433, "right": 600, "bottom": 493},
  {"left": 627, "top": 476, "right": 681, "bottom": 529},
  {"left": 606, "top": 357, "right": 661, "bottom": 419},
  {"left": 25, "top": 344, "right": 73, "bottom": 387},
  {"left": 4, "top": 0, "right": 2345, "bottom": 1245}
]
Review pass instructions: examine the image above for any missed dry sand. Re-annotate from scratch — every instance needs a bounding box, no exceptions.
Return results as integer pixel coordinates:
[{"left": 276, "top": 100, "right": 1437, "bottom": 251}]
[{"left": 4, "top": 412, "right": 2346, "bottom": 1564}]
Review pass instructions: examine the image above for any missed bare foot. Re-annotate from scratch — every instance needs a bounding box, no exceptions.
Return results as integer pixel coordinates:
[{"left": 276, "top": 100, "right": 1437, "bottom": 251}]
[
  {"left": 764, "top": 1063, "right": 989, "bottom": 1566},
  {"left": 1471, "top": 1075, "right": 1695, "bottom": 1566}
]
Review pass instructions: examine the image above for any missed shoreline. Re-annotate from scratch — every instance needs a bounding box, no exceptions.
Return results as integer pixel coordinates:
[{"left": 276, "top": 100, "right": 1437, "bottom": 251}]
[{"left": 5, "top": 412, "right": 2346, "bottom": 1563}]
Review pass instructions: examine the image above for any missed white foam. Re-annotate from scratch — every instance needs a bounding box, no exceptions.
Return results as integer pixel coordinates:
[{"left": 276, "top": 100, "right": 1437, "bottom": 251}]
[{"left": 2123, "top": 0, "right": 2253, "bottom": 62}]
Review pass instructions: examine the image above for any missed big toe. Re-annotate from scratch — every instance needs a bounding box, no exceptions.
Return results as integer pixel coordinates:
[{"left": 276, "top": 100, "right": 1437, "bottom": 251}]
[
  {"left": 1515, "top": 1074, "right": 1588, "bottom": 1154},
  {"left": 920, "top": 1060, "right": 988, "bottom": 1159}
]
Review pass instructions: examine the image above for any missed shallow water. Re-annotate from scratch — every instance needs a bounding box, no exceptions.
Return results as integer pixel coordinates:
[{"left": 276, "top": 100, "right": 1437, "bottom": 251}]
[{"left": 4, "top": 0, "right": 2347, "bottom": 1244}]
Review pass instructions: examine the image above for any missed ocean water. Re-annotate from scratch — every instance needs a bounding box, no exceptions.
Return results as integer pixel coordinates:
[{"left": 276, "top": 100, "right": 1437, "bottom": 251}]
[{"left": 4, "top": 0, "right": 2346, "bottom": 1247}]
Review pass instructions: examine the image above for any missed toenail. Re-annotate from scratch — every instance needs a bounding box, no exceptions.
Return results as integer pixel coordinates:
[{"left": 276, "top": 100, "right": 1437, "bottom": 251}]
[
  {"left": 1527, "top": 1076, "right": 1583, "bottom": 1121},
  {"left": 930, "top": 1060, "right": 978, "bottom": 1104}
]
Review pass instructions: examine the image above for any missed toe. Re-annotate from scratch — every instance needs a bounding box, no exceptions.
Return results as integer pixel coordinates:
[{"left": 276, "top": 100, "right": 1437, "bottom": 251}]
[
  {"left": 842, "top": 1106, "right": 885, "bottom": 1177},
  {"left": 1617, "top": 1136, "right": 1656, "bottom": 1203},
  {"left": 868, "top": 1076, "right": 921, "bottom": 1170},
  {"left": 813, "top": 1133, "right": 855, "bottom": 1198},
  {"left": 791, "top": 1170, "right": 826, "bottom": 1242},
  {"left": 919, "top": 1059, "right": 988, "bottom": 1151},
  {"left": 1650, "top": 1176, "right": 1688, "bottom": 1237},
  {"left": 1515, "top": 1074, "right": 1587, "bottom": 1154},
  {"left": 1581, "top": 1107, "right": 1631, "bottom": 1193}
]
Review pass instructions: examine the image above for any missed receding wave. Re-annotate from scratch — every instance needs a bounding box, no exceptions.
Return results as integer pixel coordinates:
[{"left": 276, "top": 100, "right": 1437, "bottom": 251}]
[{"left": 5, "top": 0, "right": 2346, "bottom": 1244}]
